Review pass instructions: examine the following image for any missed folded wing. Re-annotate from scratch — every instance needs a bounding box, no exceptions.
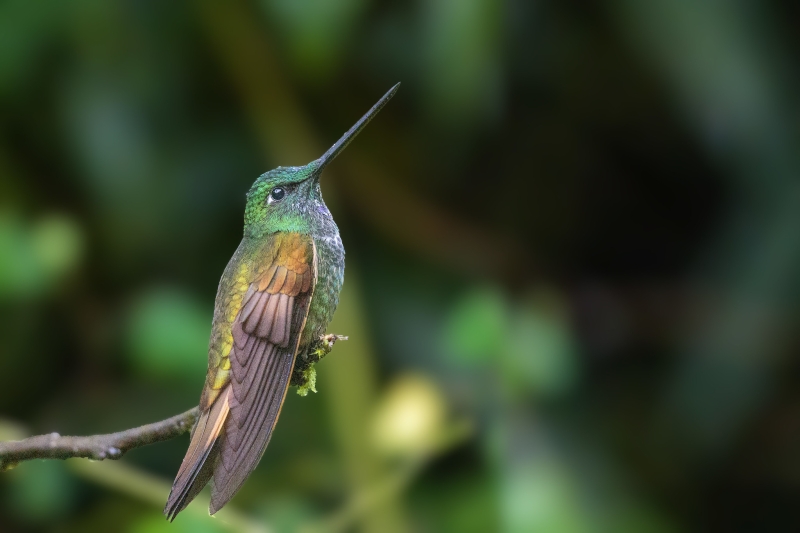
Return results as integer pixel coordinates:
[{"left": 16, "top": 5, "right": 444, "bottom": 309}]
[{"left": 165, "top": 233, "right": 316, "bottom": 519}]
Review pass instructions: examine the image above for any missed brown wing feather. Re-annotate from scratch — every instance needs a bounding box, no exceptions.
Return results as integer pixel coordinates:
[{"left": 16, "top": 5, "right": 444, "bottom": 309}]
[{"left": 209, "top": 234, "right": 316, "bottom": 514}]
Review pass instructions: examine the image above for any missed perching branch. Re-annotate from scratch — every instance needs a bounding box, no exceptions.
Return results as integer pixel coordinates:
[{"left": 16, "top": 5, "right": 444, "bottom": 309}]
[
  {"left": 0, "top": 407, "right": 199, "bottom": 470},
  {"left": 0, "top": 334, "right": 349, "bottom": 470}
]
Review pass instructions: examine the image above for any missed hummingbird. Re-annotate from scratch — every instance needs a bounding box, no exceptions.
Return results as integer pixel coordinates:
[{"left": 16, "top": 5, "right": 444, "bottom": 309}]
[{"left": 164, "top": 84, "right": 399, "bottom": 520}]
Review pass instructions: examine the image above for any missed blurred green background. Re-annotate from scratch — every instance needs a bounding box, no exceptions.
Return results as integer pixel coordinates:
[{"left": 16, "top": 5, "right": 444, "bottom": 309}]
[{"left": 2, "top": 0, "right": 800, "bottom": 531}]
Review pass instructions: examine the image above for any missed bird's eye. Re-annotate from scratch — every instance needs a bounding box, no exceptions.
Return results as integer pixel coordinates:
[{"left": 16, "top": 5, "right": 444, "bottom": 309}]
[{"left": 269, "top": 187, "right": 286, "bottom": 202}]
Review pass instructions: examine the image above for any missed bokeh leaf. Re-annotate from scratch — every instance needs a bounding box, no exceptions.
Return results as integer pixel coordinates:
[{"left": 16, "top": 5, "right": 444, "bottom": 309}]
[
  {"left": 441, "top": 286, "right": 510, "bottom": 365},
  {"left": 125, "top": 286, "right": 210, "bottom": 380}
]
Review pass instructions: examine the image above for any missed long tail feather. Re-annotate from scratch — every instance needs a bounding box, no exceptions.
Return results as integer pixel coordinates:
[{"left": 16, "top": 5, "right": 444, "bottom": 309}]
[
  {"left": 164, "top": 390, "right": 230, "bottom": 521},
  {"left": 208, "top": 345, "right": 295, "bottom": 514}
]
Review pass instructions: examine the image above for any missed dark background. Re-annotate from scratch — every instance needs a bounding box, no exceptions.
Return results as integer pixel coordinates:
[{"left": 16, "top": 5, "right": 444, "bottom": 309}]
[{"left": 1, "top": 0, "right": 800, "bottom": 532}]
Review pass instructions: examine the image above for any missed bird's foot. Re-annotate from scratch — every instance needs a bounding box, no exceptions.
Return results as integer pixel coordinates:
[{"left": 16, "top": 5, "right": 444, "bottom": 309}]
[
  {"left": 294, "top": 334, "right": 348, "bottom": 396},
  {"left": 316, "top": 334, "right": 348, "bottom": 358}
]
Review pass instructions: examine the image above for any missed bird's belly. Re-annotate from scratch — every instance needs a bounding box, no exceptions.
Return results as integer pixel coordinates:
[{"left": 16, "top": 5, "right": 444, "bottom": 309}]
[{"left": 300, "top": 233, "right": 344, "bottom": 349}]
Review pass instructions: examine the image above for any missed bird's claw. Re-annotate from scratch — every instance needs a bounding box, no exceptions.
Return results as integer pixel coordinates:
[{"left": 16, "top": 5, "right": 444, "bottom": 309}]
[
  {"left": 319, "top": 334, "right": 347, "bottom": 352},
  {"left": 310, "top": 333, "right": 347, "bottom": 362},
  {"left": 294, "top": 334, "right": 348, "bottom": 395}
]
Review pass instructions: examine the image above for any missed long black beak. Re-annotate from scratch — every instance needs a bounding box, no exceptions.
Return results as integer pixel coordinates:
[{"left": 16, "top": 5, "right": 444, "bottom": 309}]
[{"left": 313, "top": 83, "right": 400, "bottom": 178}]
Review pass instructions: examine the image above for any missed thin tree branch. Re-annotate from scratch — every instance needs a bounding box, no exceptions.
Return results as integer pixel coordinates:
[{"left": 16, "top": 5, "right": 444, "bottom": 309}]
[{"left": 0, "top": 407, "right": 199, "bottom": 470}]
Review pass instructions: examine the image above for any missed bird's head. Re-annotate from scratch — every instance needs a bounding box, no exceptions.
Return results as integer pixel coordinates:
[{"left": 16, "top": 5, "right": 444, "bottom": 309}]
[{"left": 243, "top": 83, "right": 399, "bottom": 238}]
